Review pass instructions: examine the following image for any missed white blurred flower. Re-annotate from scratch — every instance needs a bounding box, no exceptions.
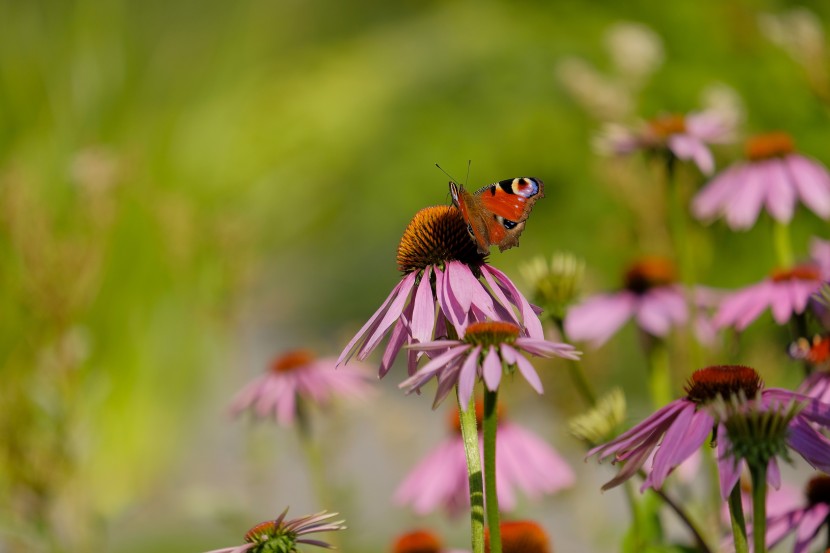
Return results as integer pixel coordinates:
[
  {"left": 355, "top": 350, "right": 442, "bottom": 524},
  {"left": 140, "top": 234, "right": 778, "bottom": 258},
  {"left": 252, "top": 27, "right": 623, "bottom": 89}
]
[
  {"left": 605, "top": 22, "right": 664, "bottom": 85},
  {"left": 555, "top": 56, "right": 632, "bottom": 120},
  {"left": 759, "top": 8, "right": 825, "bottom": 68}
]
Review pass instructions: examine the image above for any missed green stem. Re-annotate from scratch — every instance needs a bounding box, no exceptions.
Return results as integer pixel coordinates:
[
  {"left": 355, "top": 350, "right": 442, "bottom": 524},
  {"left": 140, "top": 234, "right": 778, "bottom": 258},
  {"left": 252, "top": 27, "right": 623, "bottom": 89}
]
[
  {"left": 483, "top": 388, "right": 501, "bottom": 553},
  {"left": 750, "top": 462, "right": 768, "bottom": 553},
  {"left": 650, "top": 484, "right": 713, "bottom": 553},
  {"left": 727, "top": 482, "right": 749, "bottom": 553},
  {"left": 458, "top": 389, "right": 485, "bottom": 553},
  {"left": 645, "top": 337, "right": 672, "bottom": 408},
  {"left": 296, "top": 400, "right": 338, "bottom": 546},
  {"left": 554, "top": 318, "right": 596, "bottom": 406},
  {"left": 772, "top": 221, "right": 794, "bottom": 269}
]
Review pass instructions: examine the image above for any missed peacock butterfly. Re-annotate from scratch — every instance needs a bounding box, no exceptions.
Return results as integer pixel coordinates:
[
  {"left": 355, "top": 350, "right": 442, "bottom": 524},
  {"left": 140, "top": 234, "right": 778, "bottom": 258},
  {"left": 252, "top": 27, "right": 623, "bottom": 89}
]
[{"left": 449, "top": 177, "right": 545, "bottom": 254}]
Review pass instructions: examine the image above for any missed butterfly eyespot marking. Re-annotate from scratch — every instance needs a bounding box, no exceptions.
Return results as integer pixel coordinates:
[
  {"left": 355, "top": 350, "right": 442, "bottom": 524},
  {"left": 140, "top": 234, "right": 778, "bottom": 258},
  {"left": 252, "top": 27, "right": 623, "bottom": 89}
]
[{"left": 502, "top": 219, "right": 518, "bottom": 230}]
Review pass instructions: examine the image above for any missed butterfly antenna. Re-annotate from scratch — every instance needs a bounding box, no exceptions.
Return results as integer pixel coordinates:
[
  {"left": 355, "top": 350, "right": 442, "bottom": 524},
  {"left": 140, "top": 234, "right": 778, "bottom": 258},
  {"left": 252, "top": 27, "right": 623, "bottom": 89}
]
[
  {"left": 435, "top": 163, "right": 460, "bottom": 183},
  {"left": 465, "top": 159, "right": 471, "bottom": 187}
]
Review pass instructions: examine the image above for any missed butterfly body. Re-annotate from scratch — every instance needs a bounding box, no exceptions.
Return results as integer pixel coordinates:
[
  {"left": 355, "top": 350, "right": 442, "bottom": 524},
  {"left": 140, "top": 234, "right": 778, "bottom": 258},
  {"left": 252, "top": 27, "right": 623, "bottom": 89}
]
[{"left": 450, "top": 177, "right": 544, "bottom": 254}]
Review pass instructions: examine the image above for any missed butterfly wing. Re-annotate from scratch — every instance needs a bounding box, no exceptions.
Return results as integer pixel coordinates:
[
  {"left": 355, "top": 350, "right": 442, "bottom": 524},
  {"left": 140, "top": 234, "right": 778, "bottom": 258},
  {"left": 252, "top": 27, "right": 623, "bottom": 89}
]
[
  {"left": 450, "top": 181, "right": 491, "bottom": 254},
  {"left": 477, "top": 178, "right": 544, "bottom": 251}
]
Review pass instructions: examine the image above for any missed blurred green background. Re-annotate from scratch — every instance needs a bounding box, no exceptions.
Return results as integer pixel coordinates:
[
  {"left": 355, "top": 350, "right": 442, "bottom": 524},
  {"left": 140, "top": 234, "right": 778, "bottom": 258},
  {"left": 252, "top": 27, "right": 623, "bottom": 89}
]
[{"left": 2, "top": 0, "right": 830, "bottom": 551}]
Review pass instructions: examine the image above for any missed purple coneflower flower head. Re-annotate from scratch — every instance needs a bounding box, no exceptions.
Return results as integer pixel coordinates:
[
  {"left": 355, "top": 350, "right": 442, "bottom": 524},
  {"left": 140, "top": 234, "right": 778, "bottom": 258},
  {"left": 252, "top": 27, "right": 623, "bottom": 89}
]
[
  {"left": 203, "top": 508, "right": 346, "bottom": 553},
  {"left": 486, "top": 520, "right": 552, "bottom": 553},
  {"left": 229, "top": 350, "right": 373, "bottom": 427},
  {"left": 399, "top": 321, "right": 580, "bottom": 409},
  {"left": 764, "top": 475, "right": 830, "bottom": 553},
  {"left": 394, "top": 402, "right": 575, "bottom": 516},
  {"left": 565, "top": 257, "right": 699, "bottom": 347},
  {"left": 597, "top": 111, "right": 733, "bottom": 174},
  {"left": 693, "top": 132, "right": 830, "bottom": 230},
  {"left": 588, "top": 365, "right": 830, "bottom": 500},
  {"left": 338, "top": 205, "right": 543, "bottom": 377},
  {"left": 391, "top": 529, "right": 469, "bottom": 553},
  {"left": 713, "top": 239, "right": 830, "bottom": 331}
]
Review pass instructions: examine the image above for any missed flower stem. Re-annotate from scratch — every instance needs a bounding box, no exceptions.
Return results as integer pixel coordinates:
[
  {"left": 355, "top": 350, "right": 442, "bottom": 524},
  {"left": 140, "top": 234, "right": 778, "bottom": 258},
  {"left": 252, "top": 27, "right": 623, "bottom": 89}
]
[
  {"left": 772, "top": 221, "right": 794, "bottom": 269},
  {"left": 483, "top": 387, "right": 501, "bottom": 553},
  {"left": 554, "top": 318, "right": 597, "bottom": 406},
  {"left": 727, "top": 482, "right": 749, "bottom": 553},
  {"left": 645, "top": 337, "right": 672, "bottom": 408},
  {"left": 750, "top": 462, "right": 768, "bottom": 553},
  {"left": 458, "top": 388, "right": 485, "bottom": 553}
]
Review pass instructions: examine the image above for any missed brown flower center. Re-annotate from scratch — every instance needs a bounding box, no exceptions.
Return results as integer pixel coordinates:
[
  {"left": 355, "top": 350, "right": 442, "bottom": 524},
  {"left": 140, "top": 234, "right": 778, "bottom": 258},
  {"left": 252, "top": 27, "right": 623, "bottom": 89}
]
[
  {"left": 449, "top": 400, "right": 505, "bottom": 434},
  {"left": 397, "top": 205, "right": 486, "bottom": 274},
  {"left": 770, "top": 264, "right": 821, "bottom": 283},
  {"left": 648, "top": 114, "right": 687, "bottom": 138},
  {"left": 270, "top": 349, "right": 315, "bottom": 373},
  {"left": 244, "top": 520, "right": 278, "bottom": 543},
  {"left": 486, "top": 520, "right": 551, "bottom": 553},
  {"left": 624, "top": 257, "right": 677, "bottom": 294},
  {"left": 806, "top": 475, "right": 830, "bottom": 506},
  {"left": 684, "top": 365, "right": 763, "bottom": 404},
  {"left": 393, "top": 530, "right": 443, "bottom": 553},
  {"left": 464, "top": 321, "right": 521, "bottom": 346},
  {"left": 745, "top": 132, "right": 795, "bottom": 161}
]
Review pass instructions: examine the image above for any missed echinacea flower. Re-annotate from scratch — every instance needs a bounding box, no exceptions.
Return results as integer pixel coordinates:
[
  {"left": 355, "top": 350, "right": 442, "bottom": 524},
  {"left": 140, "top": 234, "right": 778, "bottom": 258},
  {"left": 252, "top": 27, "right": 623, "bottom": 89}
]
[
  {"left": 229, "top": 350, "right": 373, "bottom": 427},
  {"left": 565, "top": 257, "right": 703, "bottom": 347},
  {"left": 692, "top": 132, "right": 830, "bottom": 230},
  {"left": 203, "top": 508, "right": 345, "bottom": 553},
  {"left": 588, "top": 365, "right": 830, "bottom": 500},
  {"left": 713, "top": 237, "right": 830, "bottom": 331},
  {"left": 394, "top": 401, "right": 575, "bottom": 516},
  {"left": 399, "top": 321, "right": 579, "bottom": 409},
  {"left": 338, "top": 205, "right": 543, "bottom": 377},
  {"left": 391, "top": 529, "right": 468, "bottom": 553},
  {"left": 764, "top": 475, "right": 830, "bottom": 552},
  {"left": 596, "top": 110, "right": 734, "bottom": 174},
  {"left": 485, "top": 520, "right": 552, "bottom": 553}
]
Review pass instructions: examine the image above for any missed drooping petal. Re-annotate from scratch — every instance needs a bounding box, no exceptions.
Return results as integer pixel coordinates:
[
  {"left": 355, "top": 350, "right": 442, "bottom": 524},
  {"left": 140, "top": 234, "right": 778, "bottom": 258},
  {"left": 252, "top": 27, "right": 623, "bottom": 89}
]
[
  {"left": 587, "top": 400, "right": 690, "bottom": 461},
  {"left": 457, "top": 346, "right": 482, "bottom": 411},
  {"left": 792, "top": 503, "right": 830, "bottom": 553},
  {"left": 725, "top": 163, "right": 767, "bottom": 230},
  {"left": 644, "top": 407, "right": 712, "bottom": 490},
  {"left": 787, "top": 417, "right": 830, "bottom": 473},
  {"left": 668, "top": 135, "right": 714, "bottom": 175},
  {"left": 501, "top": 344, "right": 543, "bottom": 394},
  {"left": 357, "top": 272, "right": 418, "bottom": 360},
  {"left": 482, "top": 346, "right": 502, "bottom": 390},
  {"left": 485, "top": 265, "right": 544, "bottom": 339},
  {"left": 693, "top": 164, "right": 742, "bottom": 221},
  {"left": 399, "top": 345, "right": 469, "bottom": 393},
  {"left": 763, "top": 158, "right": 796, "bottom": 223},
  {"left": 716, "top": 427, "right": 742, "bottom": 501},
  {"left": 515, "top": 337, "right": 581, "bottom": 360},
  {"left": 410, "top": 266, "right": 436, "bottom": 345},
  {"left": 787, "top": 154, "right": 830, "bottom": 219}
]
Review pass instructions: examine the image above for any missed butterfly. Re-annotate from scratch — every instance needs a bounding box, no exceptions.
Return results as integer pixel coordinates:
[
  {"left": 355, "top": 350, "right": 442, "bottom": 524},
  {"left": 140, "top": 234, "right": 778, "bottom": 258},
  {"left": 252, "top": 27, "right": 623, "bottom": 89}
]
[
  {"left": 789, "top": 334, "right": 830, "bottom": 368},
  {"left": 449, "top": 177, "right": 545, "bottom": 254}
]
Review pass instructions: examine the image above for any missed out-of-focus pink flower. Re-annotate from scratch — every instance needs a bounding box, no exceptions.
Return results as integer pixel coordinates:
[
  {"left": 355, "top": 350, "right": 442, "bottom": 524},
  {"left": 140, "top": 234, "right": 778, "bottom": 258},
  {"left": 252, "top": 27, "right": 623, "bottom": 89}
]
[
  {"left": 229, "top": 350, "right": 373, "bottom": 427},
  {"left": 764, "top": 475, "right": 830, "bottom": 553},
  {"left": 391, "top": 529, "right": 469, "bottom": 553},
  {"left": 693, "top": 132, "right": 830, "bottom": 230},
  {"left": 400, "top": 321, "right": 579, "bottom": 409},
  {"left": 588, "top": 365, "right": 830, "bottom": 500},
  {"left": 565, "top": 257, "right": 711, "bottom": 347},
  {"left": 596, "top": 110, "right": 734, "bottom": 174},
  {"left": 203, "top": 508, "right": 345, "bottom": 553},
  {"left": 713, "top": 238, "right": 830, "bottom": 331},
  {"left": 395, "top": 403, "right": 575, "bottom": 517},
  {"left": 338, "top": 206, "right": 543, "bottom": 377}
]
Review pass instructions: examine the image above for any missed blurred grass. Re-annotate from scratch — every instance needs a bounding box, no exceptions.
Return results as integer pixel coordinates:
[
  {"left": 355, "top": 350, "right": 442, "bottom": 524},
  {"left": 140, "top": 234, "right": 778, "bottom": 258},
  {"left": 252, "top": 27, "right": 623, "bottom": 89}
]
[{"left": 1, "top": 0, "right": 830, "bottom": 551}]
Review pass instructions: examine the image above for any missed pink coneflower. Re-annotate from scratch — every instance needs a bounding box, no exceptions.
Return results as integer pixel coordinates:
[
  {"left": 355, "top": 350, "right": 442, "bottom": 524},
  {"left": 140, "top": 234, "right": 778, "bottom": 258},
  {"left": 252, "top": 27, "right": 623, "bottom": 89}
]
[
  {"left": 229, "top": 350, "right": 374, "bottom": 427},
  {"left": 713, "top": 238, "right": 830, "bottom": 331},
  {"left": 391, "top": 529, "right": 468, "bottom": 553},
  {"left": 485, "top": 520, "right": 552, "bottom": 553},
  {"left": 399, "top": 321, "right": 579, "bottom": 409},
  {"left": 203, "top": 508, "right": 345, "bottom": 553},
  {"left": 597, "top": 111, "right": 733, "bottom": 174},
  {"left": 588, "top": 365, "right": 830, "bottom": 500},
  {"left": 564, "top": 257, "right": 694, "bottom": 347},
  {"left": 395, "top": 402, "right": 575, "bottom": 516},
  {"left": 338, "top": 206, "right": 543, "bottom": 377},
  {"left": 692, "top": 132, "right": 830, "bottom": 230},
  {"left": 764, "top": 475, "right": 830, "bottom": 552}
]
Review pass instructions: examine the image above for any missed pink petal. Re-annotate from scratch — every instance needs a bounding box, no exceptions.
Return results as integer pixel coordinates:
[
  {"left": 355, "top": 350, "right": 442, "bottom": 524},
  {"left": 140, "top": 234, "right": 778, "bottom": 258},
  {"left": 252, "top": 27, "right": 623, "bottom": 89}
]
[
  {"left": 693, "top": 164, "right": 742, "bottom": 221},
  {"left": 357, "top": 272, "right": 418, "bottom": 360},
  {"left": 457, "top": 346, "right": 481, "bottom": 411},
  {"left": 668, "top": 135, "right": 714, "bottom": 175},
  {"left": 725, "top": 163, "right": 767, "bottom": 230},
  {"left": 501, "top": 344, "right": 543, "bottom": 394},
  {"left": 787, "top": 155, "right": 830, "bottom": 218},
  {"left": 485, "top": 265, "right": 544, "bottom": 339},
  {"left": 763, "top": 158, "right": 796, "bottom": 223},
  {"left": 565, "top": 292, "right": 636, "bottom": 346},
  {"left": 410, "top": 266, "right": 436, "bottom": 345},
  {"left": 770, "top": 282, "right": 796, "bottom": 324},
  {"left": 482, "top": 346, "right": 502, "bottom": 390}
]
